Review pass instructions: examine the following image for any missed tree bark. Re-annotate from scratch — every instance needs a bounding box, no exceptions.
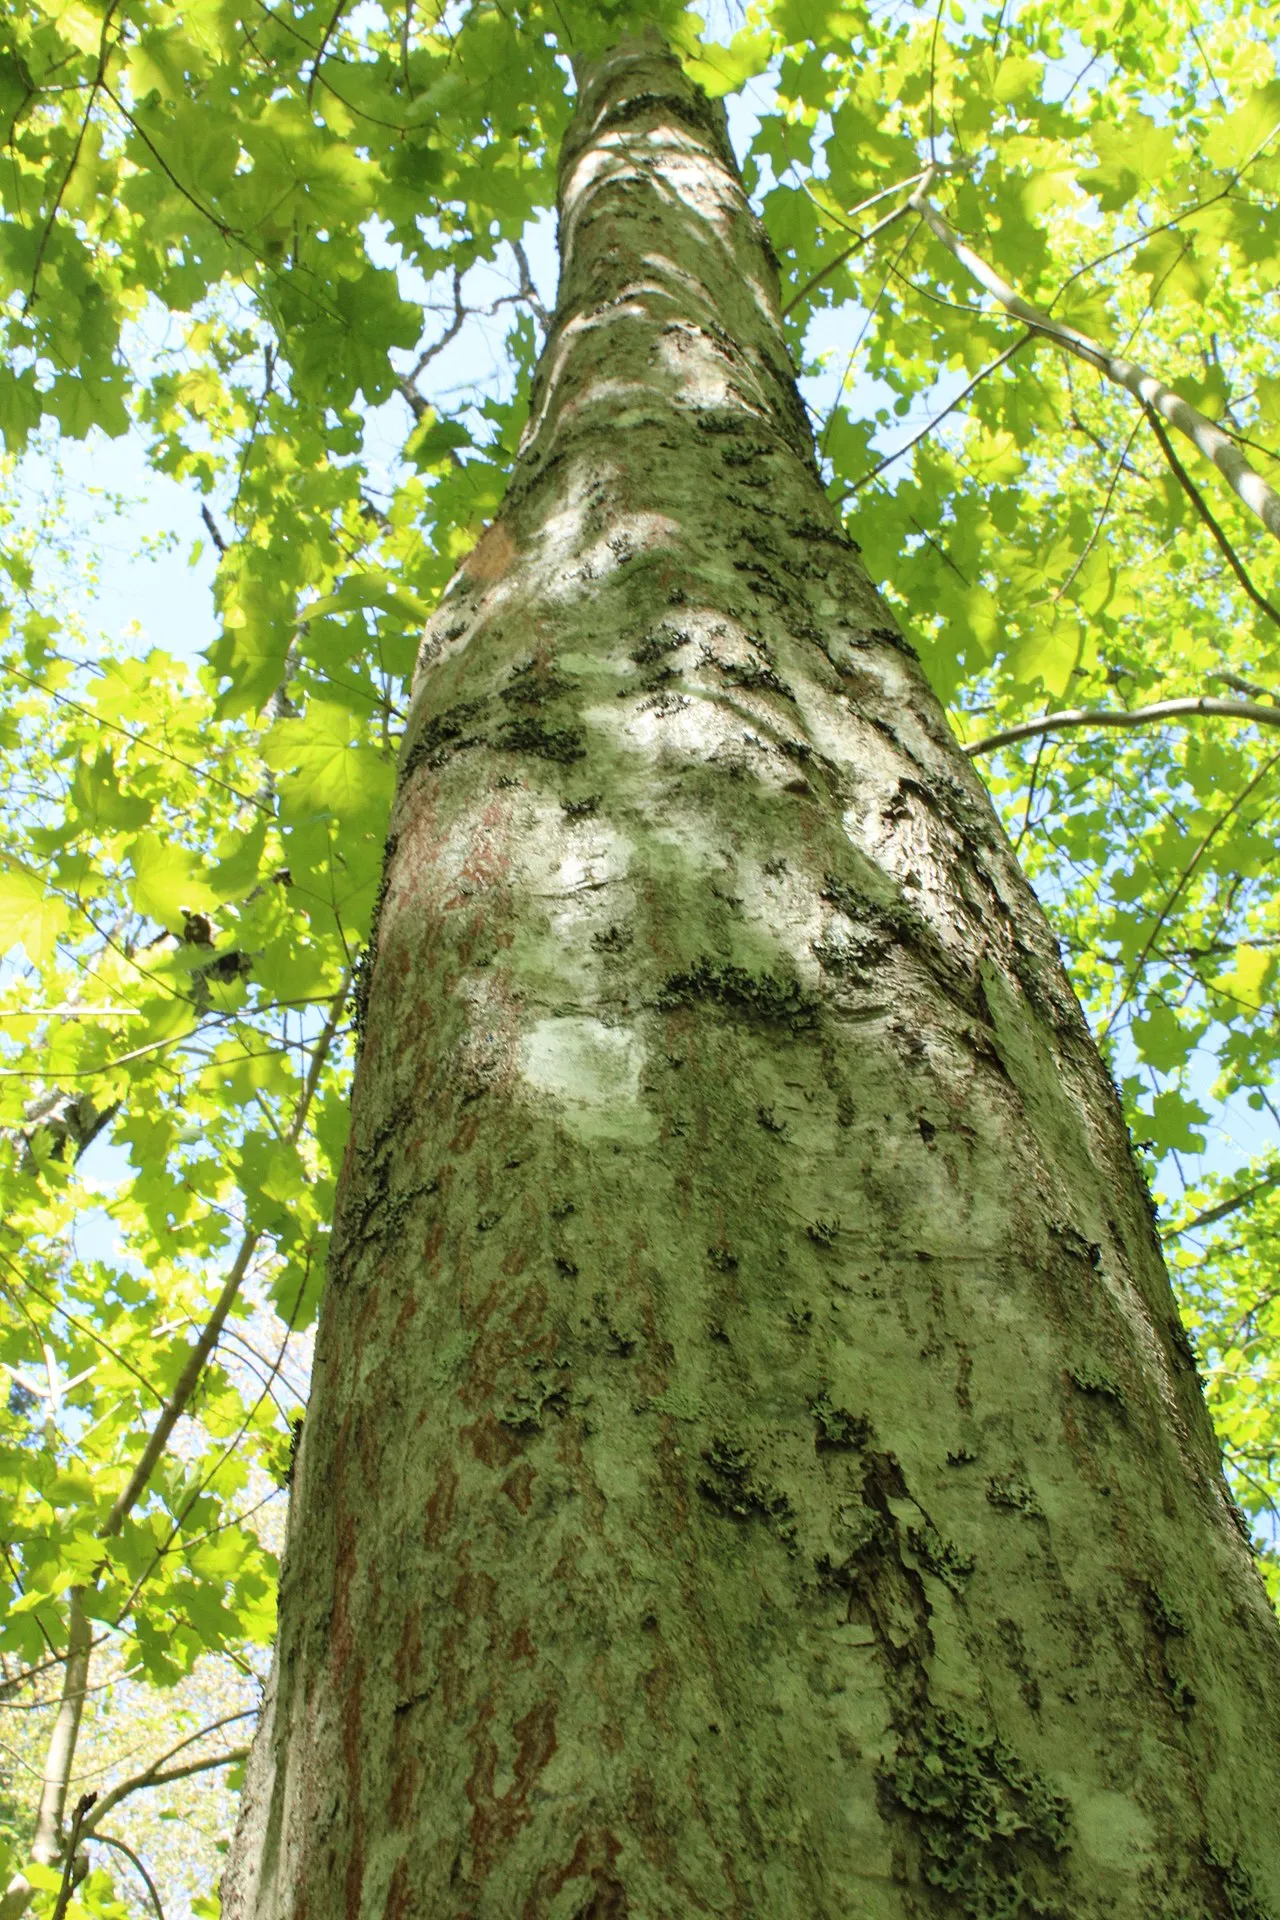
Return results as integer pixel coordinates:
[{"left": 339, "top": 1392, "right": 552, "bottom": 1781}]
[{"left": 224, "top": 36, "right": 1280, "bottom": 1919}]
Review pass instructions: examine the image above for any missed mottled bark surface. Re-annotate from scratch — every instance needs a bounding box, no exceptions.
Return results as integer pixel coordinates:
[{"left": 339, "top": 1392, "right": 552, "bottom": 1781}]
[{"left": 225, "top": 38, "right": 1280, "bottom": 1920}]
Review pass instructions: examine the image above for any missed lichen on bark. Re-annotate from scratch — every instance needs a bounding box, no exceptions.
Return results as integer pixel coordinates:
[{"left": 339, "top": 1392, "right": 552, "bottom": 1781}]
[{"left": 223, "top": 32, "right": 1280, "bottom": 1920}]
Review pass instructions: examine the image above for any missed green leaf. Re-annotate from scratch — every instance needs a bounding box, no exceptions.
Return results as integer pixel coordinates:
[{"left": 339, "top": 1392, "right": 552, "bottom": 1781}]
[
  {"left": 0, "top": 864, "right": 67, "bottom": 962},
  {"left": 405, "top": 413, "right": 474, "bottom": 470},
  {"left": 127, "top": 834, "right": 218, "bottom": 929},
  {"left": 1145, "top": 1089, "right": 1210, "bottom": 1155},
  {"left": 260, "top": 701, "right": 396, "bottom": 827},
  {"left": 303, "top": 571, "right": 430, "bottom": 624}
]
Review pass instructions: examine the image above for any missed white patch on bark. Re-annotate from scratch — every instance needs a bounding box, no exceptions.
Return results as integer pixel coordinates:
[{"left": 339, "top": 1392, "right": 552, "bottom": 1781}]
[{"left": 518, "top": 1016, "right": 652, "bottom": 1141}]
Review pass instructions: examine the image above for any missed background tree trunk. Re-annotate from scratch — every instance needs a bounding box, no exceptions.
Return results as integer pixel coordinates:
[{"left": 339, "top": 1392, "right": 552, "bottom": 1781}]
[{"left": 224, "top": 36, "right": 1280, "bottom": 1919}]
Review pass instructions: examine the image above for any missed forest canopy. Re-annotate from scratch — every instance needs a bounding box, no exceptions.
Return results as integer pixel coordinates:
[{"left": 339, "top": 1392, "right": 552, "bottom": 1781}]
[{"left": 0, "top": 0, "right": 1278, "bottom": 1909}]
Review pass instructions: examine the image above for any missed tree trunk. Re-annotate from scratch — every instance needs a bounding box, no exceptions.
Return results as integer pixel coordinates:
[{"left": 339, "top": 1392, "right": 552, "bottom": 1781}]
[{"left": 224, "top": 37, "right": 1280, "bottom": 1920}]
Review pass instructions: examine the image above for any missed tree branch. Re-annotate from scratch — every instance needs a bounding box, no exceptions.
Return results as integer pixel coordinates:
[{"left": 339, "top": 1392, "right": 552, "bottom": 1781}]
[
  {"left": 26, "top": 0, "right": 124, "bottom": 310},
  {"left": 910, "top": 188, "right": 1280, "bottom": 544},
  {"left": 1141, "top": 404, "right": 1280, "bottom": 627},
  {"left": 963, "top": 695, "right": 1280, "bottom": 758},
  {"left": 199, "top": 503, "right": 228, "bottom": 555},
  {"left": 511, "top": 239, "right": 549, "bottom": 331},
  {"left": 100, "top": 1233, "right": 263, "bottom": 1540},
  {"left": 30, "top": 1600, "right": 91, "bottom": 1871},
  {"left": 83, "top": 1735, "right": 251, "bottom": 1833},
  {"left": 305, "top": 0, "right": 348, "bottom": 103},
  {"left": 47, "top": 1792, "right": 94, "bottom": 1920},
  {"left": 1162, "top": 1170, "right": 1280, "bottom": 1243}
]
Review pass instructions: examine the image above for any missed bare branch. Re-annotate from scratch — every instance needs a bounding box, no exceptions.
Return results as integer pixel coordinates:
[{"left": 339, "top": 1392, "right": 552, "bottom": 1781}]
[
  {"left": 1162, "top": 1170, "right": 1280, "bottom": 1243},
  {"left": 83, "top": 1723, "right": 253, "bottom": 1833},
  {"left": 964, "top": 694, "right": 1280, "bottom": 758},
  {"left": 1141, "top": 404, "right": 1280, "bottom": 628},
  {"left": 1212, "top": 670, "right": 1277, "bottom": 701},
  {"left": 48, "top": 1792, "right": 95, "bottom": 1920},
  {"left": 199, "top": 504, "right": 228, "bottom": 555},
  {"left": 910, "top": 188, "right": 1280, "bottom": 544},
  {"left": 511, "top": 239, "right": 549, "bottom": 330},
  {"left": 306, "top": 0, "right": 348, "bottom": 103},
  {"left": 401, "top": 266, "right": 467, "bottom": 415}
]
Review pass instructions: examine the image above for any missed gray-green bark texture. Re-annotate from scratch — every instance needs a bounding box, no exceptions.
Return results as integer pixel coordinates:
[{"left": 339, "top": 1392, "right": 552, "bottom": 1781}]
[{"left": 223, "top": 36, "right": 1280, "bottom": 1920}]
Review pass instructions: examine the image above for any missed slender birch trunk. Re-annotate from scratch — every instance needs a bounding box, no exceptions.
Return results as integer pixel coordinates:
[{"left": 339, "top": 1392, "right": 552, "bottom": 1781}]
[{"left": 224, "top": 36, "right": 1280, "bottom": 1919}]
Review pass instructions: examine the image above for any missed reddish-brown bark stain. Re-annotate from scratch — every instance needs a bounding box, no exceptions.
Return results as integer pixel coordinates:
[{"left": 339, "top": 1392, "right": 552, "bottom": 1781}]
[
  {"left": 424, "top": 1463, "right": 459, "bottom": 1548},
  {"left": 436, "top": 1560, "right": 486, "bottom": 1723},
  {"left": 382, "top": 1857, "right": 414, "bottom": 1920},
  {"left": 344, "top": 1837, "right": 366, "bottom": 1920},
  {"left": 511, "top": 1281, "right": 549, "bottom": 1333},
  {"left": 450, "top": 1110, "right": 484, "bottom": 1155},
  {"left": 629, "top": 1770, "right": 677, "bottom": 1871},
  {"left": 393, "top": 1288, "right": 419, "bottom": 1339},
  {"left": 457, "top": 831, "right": 510, "bottom": 894},
  {"left": 501, "top": 1238, "right": 531, "bottom": 1277},
  {"left": 463, "top": 520, "right": 516, "bottom": 585},
  {"left": 329, "top": 1500, "right": 359, "bottom": 1673},
  {"left": 509, "top": 1621, "right": 537, "bottom": 1664},
  {"left": 462, "top": 1410, "right": 528, "bottom": 1469},
  {"left": 468, "top": 1697, "right": 560, "bottom": 1870},
  {"left": 395, "top": 1607, "right": 422, "bottom": 1692},
  {"left": 525, "top": 1829, "right": 627, "bottom": 1920},
  {"left": 502, "top": 1461, "right": 535, "bottom": 1513},
  {"left": 341, "top": 1667, "right": 366, "bottom": 1920},
  {"left": 514, "top": 1697, "right": 559, "bottom": 1788},
  {"left": 642, "top": 1649, "right": 674, "bottom": 1725},
  {"left": 389, "top": 1753, "right": 419, "bottom": 1830}
]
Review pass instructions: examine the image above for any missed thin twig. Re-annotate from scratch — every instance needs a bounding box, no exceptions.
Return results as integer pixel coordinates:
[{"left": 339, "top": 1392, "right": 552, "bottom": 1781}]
[
  {"left": 88, "top": 1834, "right": 165, "bottom": 1920},
  {"left": 1051, "top": 416, "right": 1144, "bottom": 605},
  {"left": 306, "top": 0, "right": 348, "bottom": 102},
  {"left": 5, "top": 661, "right": 269, "bottom": 811},
  {"left": 838, "top": 331, "right": 1032, "bottom": 497},
  {"left": 782, "top": 190, "right": 922, "bottom": 319},
  {"left": 49, "top": 1793, "right": 95, "bottom": 1920},
  {"left": 27, "top": 0, "right": 124, "bottom": 309},
  {"left": 1101, "top": 748, "right": 1280, "bottom": 1037}
]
